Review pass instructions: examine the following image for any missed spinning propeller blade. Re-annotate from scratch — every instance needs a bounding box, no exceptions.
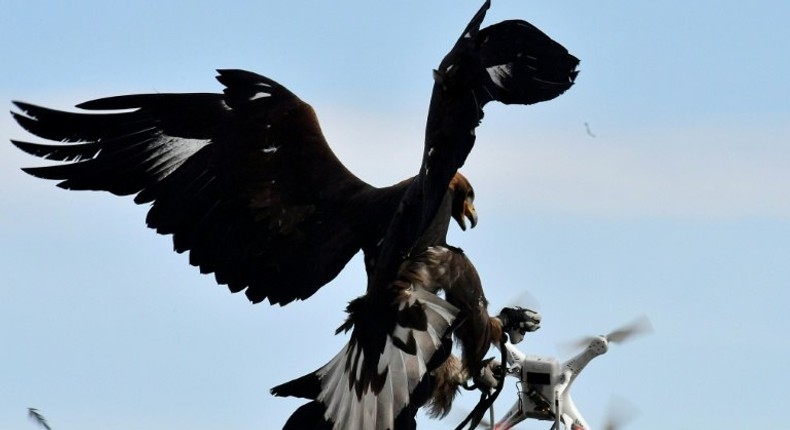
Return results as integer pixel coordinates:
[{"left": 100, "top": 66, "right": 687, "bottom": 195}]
[
  {"left": 504, "top": 290, "right": 541, "bottom": 311},
  {"left": 557, "top": 336, "right": 597, "bottom": 356},
  {"left": 558, "top": 315, "right": 653, "bottom": 356},
  {"left": 601, "top": 395, "right": 640, "bottom": 430},
  {"left": 605, "top": 315, "right": 653, "bottom": 344}
]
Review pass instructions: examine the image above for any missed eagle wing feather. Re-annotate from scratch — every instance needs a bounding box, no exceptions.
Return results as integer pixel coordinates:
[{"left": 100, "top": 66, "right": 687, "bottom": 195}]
[{"left": 12, "top": 70, "right": 403, "bottom": 305}]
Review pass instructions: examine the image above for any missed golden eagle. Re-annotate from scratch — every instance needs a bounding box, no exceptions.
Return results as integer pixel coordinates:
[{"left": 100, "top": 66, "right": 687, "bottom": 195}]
[{"left": 10, "top": 1, "right": 578, "bottom": 429}]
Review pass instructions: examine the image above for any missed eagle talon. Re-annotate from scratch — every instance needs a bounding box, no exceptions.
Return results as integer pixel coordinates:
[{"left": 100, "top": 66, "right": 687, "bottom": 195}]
[
  {"left": 498, "top": 306, "right": 541, "bottom": 344},
  {"left": 473, "top": 357, "right": 502, "bottom": 391}
]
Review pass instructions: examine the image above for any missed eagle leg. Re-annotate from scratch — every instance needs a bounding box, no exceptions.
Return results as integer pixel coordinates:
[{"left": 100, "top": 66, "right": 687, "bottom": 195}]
[{"left": 496, "top": 306, "right": 542, "bottom": 345}]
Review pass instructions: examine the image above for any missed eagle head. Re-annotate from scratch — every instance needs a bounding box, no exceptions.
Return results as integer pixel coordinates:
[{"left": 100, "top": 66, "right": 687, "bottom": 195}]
[{"left": 449, "top": 171, "right": 477, "bottom": 231}]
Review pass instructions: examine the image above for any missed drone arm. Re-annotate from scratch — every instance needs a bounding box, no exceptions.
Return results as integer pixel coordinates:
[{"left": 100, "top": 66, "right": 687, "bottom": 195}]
[
  {"left": 559, "top": 392, "right": 589, "bottom": 430},
  {"left": 561, "top": 337, "right": 608, "bottom": 386},
  {"left": 504, "top": 341, "right": 526, "bottom": 366},
  {"left": 554, "top": 369, "right": 573, "bottom": 397}
]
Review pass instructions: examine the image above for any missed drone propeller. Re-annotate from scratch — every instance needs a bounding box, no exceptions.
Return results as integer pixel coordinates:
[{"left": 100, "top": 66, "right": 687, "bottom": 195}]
[
  {"left": 557, "top": 336, "right": 594, "bottom": 356},
  {"left": 605, "top": 315, "right": 653, "bottom": 345},
  {"left": 601, "top": 395, "right": 640, "bottom": 430},
  {"left": 504, "top": 290, "right": 542, "bottom": 311},
  {"left": 558, "top": 315, "right": 653, "bottom": 356}
]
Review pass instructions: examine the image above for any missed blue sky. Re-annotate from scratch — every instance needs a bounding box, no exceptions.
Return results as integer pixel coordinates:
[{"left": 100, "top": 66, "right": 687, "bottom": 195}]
[{"left": 1, "top": 1, "right": 788, "bottom": 429}]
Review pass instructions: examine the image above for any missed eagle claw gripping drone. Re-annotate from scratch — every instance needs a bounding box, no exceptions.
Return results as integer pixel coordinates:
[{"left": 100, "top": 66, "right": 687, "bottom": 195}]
[
  {"left": 471, "top": 315, "right": 652, "bottom": 430},
  {"left": 498, "top": 307, "right": 542, "bottom": 345}
]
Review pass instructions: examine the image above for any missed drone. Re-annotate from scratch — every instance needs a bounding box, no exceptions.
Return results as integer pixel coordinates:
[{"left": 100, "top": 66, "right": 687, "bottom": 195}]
[{"left": 490, "top": 316, "right": 652, "bottom": 430}]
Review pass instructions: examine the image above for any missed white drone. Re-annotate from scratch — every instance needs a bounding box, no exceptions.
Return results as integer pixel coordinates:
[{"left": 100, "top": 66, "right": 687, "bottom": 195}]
[{"left": 493, "top": 316, "right": 652, "bottom": 430}]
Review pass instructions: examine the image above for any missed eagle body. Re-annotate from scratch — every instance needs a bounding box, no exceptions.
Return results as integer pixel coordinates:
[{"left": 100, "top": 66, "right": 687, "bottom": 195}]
[{"left": 11, "top": 1, "right": 578, "bottom": 429}]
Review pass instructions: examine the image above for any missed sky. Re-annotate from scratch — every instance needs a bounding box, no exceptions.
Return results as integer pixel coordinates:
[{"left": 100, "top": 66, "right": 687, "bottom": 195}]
[{"left": 1, "top": 1, "right": 788, "bottom": 429}]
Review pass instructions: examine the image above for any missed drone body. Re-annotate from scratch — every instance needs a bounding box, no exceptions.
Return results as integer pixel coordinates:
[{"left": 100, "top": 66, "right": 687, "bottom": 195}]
[
  {"left": 494, "top": 316, "right": 652, "bottom": 430},
  {"left": 495, "top": 339, "right": 603, "bottom": 430}
]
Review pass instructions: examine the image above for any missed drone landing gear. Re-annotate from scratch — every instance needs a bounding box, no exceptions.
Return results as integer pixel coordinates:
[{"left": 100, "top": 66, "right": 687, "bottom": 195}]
[{"left": 453, "top": 336, "right": 512, "bottom": 430}]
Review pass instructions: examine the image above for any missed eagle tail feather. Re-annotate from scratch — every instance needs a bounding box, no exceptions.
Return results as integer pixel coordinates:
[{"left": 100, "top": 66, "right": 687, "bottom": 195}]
[{"left": 272, "top": 288, "right": 458, "bottom": 430}]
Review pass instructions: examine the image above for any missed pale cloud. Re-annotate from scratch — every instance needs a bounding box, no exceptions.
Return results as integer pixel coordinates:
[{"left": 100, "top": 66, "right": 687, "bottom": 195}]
[
  {"left": 478, "top": 119, "right": 790, "bottom": 219},
  {"left": 315, "top": 104, "right": 426, "bottom": 187},
  {"left": 321, "top": 109, "right": 790, "bottom": 219}
]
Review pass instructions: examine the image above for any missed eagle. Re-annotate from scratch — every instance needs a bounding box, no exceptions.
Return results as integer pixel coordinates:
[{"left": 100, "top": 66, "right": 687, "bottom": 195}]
[{"left": 10, "top": 1, "right": 578, "bottom": 429}]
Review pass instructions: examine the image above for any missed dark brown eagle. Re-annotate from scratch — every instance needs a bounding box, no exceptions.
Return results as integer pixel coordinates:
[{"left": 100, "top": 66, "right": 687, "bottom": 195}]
[{"left": 10, "top": 1, "right": 578, "bottom": 429}]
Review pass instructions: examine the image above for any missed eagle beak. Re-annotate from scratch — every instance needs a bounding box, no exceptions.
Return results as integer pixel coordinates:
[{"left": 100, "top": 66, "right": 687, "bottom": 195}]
[{"left": 455, "top": 197, "right": 478, "bottom": 231}]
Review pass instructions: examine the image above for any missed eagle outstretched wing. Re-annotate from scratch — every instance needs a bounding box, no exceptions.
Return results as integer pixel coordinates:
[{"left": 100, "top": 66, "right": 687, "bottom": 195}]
[
  {"left": 368, "top": 0, "right": 578, "bottom": 294},
  {"left": 12, "top": 70, "right": 409, "bottom": 305},
  {"left": 10, "top": 1, "right": 578, "bottom": 428},
  {"left": 272, "top": 2, "right": 579, "bottom": 429}
]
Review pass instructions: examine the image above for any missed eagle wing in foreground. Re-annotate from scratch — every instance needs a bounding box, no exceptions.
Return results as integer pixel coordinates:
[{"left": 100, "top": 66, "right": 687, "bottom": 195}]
[
  {"left": 368, "top": 1, "right": 579, "bottom": 292},
  {"left": 12, "top": 70, "right": 408, "bottom": 305}
]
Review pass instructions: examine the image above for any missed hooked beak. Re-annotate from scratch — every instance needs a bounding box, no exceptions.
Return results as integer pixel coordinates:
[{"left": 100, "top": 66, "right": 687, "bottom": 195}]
[{"left": 454, "top": 197, "right": 478, "bottom": 231}]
